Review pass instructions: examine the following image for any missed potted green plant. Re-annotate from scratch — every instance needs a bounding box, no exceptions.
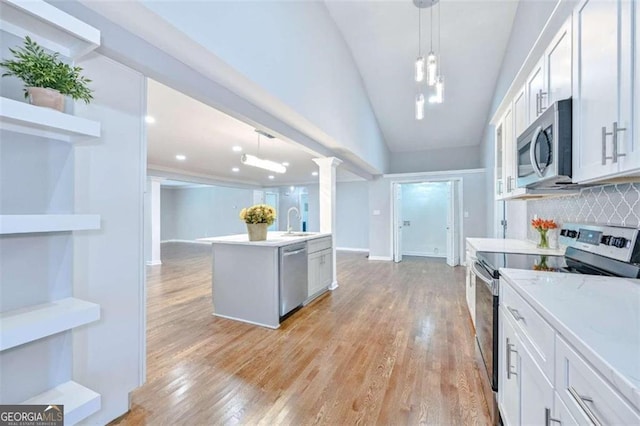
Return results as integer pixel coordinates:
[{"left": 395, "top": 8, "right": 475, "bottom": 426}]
[{"left": 0, "top": 36, "right": 93, "bottom": 111}]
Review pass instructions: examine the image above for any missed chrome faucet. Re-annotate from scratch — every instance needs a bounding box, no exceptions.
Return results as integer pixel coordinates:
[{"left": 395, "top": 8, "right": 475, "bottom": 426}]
[{"left": 287, "top": 207, "right": 300, "bottom": 233}]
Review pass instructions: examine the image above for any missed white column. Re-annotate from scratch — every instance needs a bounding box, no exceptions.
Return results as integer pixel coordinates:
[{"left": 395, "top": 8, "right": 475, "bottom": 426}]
[
  {"left": 147, "top": 177, "right": 163, "bottom": 265},
  {"left": 312, "top": 157, "right": 342, "bottom": 290}
]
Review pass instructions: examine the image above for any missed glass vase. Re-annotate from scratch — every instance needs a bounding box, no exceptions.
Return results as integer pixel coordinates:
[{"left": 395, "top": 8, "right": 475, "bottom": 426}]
[{"left": 537, "top": 229, "right": 549, "bottom": 249}]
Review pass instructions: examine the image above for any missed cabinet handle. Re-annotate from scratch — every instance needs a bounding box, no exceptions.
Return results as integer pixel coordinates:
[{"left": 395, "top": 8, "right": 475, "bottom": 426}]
[
  {"left": 536, "top": 92, "right": 540, "bottom": 116},
  {"left": 545, "top": 408, "right": 561, "bottom": 425},
  {"left": 602, "top": 126, "right": 613, "bottom": 165},
  {"left": 612, "top": 121, "right": 627, "bottom": 163},
  {"left": 498, "top": 180, "right": 503, "bottom": 195},
  {"left": 507, "top": 306, "right": 525, "bottom": 323},
  {"left": 510, "top": 176, "right": 516, "bottom": 192},
  {"left": 538, "top": 89, "right": 547, "bottom": 113},
  {"left": 568, "top": 387, "right": 602, "bottom": 426},
  {"left": 506, "top": 337, "right": 518, "bottom": 379}
]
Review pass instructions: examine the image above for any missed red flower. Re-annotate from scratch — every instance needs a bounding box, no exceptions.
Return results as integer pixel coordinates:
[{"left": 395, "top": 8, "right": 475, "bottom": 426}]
[{"left": 531, "top": 218, "right": 558, "bottom": 231}]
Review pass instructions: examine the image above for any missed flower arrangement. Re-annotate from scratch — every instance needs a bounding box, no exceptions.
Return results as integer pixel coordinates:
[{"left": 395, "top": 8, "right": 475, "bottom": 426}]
[
  {"left": 239, "top": 204, "right": 276, "bottom": 225},
  {"left": 531, "top": 218, "right": 558, "bottom": 249}
]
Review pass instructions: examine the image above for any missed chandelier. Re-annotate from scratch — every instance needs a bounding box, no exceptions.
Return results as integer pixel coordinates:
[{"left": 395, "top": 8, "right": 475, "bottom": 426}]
[{"left": 414, "top": 0, "right": 444, "bottom": 120}]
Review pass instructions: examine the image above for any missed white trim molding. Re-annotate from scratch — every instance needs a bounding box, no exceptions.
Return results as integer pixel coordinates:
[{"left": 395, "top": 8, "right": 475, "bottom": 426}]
[
  {"left": 368, "top": 255, "right": 393, "bottom": 261},
  {"left": 161, "top": 239, "right": 212, "bottom": 245},
  {"left": 382, "top": 168, "right": 485, "bottom": 179},
  {"left": 336, "top": 247, "right": 369, "bottom": 253},
  {"left": 145, "top": 260, "right": 162, "bottom": 266}
]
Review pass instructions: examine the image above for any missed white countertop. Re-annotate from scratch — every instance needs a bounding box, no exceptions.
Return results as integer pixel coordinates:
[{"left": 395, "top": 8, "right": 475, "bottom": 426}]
[
  {"left": 499, "top": 268, "right": 640, "bottom": 410},
  {"left": 198, "top": 232, "right": 331, "bottom": 247},
  {"left": 466, "top": 237, "right": 565, "bottom": 256}
]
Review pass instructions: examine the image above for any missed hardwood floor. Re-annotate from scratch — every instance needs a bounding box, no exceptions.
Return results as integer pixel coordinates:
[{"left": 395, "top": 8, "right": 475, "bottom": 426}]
[{"left": 112, "top": 243, "right": 489, "bottom": 425}]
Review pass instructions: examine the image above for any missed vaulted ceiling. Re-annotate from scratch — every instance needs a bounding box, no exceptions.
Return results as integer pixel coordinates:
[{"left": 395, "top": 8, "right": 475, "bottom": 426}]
[{"left": 324, "top": 0, "right": 518, "bottom": 152}]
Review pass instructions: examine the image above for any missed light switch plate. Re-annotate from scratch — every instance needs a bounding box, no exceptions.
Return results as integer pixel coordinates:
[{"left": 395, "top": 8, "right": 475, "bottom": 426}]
[{"left": 373, "top": 210, "right": 381, "bottom": 216}]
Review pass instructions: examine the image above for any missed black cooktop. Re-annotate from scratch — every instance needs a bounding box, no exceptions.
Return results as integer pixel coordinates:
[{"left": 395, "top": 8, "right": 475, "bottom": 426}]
[
  {"left": 477, "top": 248, "right": 640, "bottom": 279},
  {"left": 477, "top": 252, "right": 566, "bottom": 279}
]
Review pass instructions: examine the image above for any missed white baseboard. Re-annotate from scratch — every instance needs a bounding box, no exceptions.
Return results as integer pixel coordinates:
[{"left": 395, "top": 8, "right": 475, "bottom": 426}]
[
  {"left": 329, "top": 281, "right": 339, "bottom": 290},
  {"left": 145, "top": 260, "right": 162, "bottom": 266},
  {"left": 368, "top": 256, "right": 393, "bottom": 261},
  {"left": 336, "top": 247, "right": 369, "bottom": 253},
  {"left": 161, "top": 239, "right": 211, "bottom": 245},
  {"left": 402, "top": 251, "right": 447, "bottom": 258}
]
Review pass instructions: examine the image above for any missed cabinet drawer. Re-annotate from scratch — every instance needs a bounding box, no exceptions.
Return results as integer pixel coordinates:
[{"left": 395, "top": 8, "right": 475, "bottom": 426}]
[
  {"left": 501, "top": 282, "right": 555, "bottom": 382},
  {"left": 555, "top": 336, "right": 640, "bottom": 425},
  {"left": 307, "top": 236, "right": 332, "bottom": 254}
]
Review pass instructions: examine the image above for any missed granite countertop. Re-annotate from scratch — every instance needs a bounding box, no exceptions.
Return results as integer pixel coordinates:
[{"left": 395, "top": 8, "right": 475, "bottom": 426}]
[
  {"left": 499, "top": 268, "right": 640, "bottom": 411},
  {"left": 198, "top": 232, "right": 331, "bottom": 247},
  {"left": 466, "top": 237, "right": 565, "bottom": 256}
]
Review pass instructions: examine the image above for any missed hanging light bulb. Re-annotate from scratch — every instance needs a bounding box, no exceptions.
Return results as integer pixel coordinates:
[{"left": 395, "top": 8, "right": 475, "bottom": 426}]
[
  {"left": 429, "top": 76, "right": 444, "bottom": 104},
  {"left": 415, "top": 93, "right": 425, "bottom": 120},
  {"left": 426, "top": 52, "right": 437, "bottom": 86},
  {"left": 415, "top": 56, "right": 425, "bottom": 82}
]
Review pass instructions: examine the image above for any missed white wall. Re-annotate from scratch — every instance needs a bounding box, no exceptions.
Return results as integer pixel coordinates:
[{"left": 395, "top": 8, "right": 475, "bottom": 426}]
[
  {"left": 139, "top": 0, "right": 388, "bottom": 174},
  {"left": 73, "top": 54, "right": 145, "bottom": 424},
  {"left": 480, "top": 1, "right": 567, "bottom": 237},
  {"left": 401, "top": 182, "right": 449, "bottom": 257},
  {"left": 160, "top": 185, "right": 254, "bottom": 241},
  {"left": 369, "top": 170, "right": 486, "bottom": 260},
  {"left": 389, "top": 145, "right": 483, "bottom": 174}
]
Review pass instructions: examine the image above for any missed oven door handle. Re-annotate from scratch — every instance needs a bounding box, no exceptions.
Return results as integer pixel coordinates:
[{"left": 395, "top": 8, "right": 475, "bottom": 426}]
[
  {"left": 471, "top": 262, "right": 495, "bottom": 288},
  {"left": 529, "top": 126, "right": 544, "bottom": 177}
]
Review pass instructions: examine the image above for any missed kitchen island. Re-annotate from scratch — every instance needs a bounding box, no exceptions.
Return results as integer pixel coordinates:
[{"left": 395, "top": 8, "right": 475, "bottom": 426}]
[{"left": 199, "top": 232, "right": 333, "bottom": 328}]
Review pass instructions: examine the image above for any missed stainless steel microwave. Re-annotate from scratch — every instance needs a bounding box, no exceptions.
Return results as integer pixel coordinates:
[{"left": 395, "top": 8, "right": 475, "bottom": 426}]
[{"left": 517, "top": 98, "right": 572, "bottom": 189}]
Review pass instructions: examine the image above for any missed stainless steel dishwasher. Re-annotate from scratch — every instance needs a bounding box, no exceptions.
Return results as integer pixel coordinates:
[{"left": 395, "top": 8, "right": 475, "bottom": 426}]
[{"left": 279, "top": 243, "right": 308, "bottom": 317}]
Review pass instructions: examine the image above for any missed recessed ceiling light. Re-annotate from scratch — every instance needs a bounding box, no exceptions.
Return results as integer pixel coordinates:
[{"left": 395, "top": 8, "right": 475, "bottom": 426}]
[
  {"left": 282, "top": 162, "right": 290, "bottom": 167},
  {"left": 268, "top": 175, "right": 275, "bottom": 180},
  {"left": 145, "top": 115, "right": 156, "bottom": 124},
  {"left": 312, "top": 171, "right": 318, "bottom": 176},
  {"left": 175, "top": 154, "right": 186, "bottom": 161},
  {"left": 290, "top": 186, "right": 295, "bottom": 191},
  {"left": 232, "top": 167, "right": 239, "bottom": 172},
  {"left": 232, "top": 146, "right": 242, "bottom": 152}
]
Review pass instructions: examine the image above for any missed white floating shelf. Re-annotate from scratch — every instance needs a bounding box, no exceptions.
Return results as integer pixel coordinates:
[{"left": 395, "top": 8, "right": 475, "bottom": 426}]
[
  {"left": 0, "top": 297, "right": 100, "bottom": 351},
  {"left": 0, "top": 214, "right": 100, "bottom": 235},
  {"left": 0, "top": 0, "right": 100, "bottom": 58},
  {"left": 22, "top": 381, "right": 101, "bottom": 426},
  {"left": 0, "top": 97, "right": 101, "bottom": 142}
]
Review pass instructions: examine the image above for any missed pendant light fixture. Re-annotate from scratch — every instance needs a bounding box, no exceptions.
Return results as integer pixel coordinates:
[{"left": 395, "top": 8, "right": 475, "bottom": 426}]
[
  {"left": 426, "top": 0, "right": 438, "bottom": 86},
  {"left": 415, "top": 93, "right": 425, "bottom": 120},
  {"left": 241, "top": 131, "right": 287, "bottom": 174},
  {"left": 430, "top": 1, "right": 445, "bottom": 104},
  {"left": 415, "top": 7, "right": 425, "bottom": 82}
]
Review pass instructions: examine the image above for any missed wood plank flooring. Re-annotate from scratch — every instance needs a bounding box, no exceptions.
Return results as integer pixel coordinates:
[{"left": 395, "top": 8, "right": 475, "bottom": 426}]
[{"left": 112, "top": 243, "right": 489, "bottom": 425}]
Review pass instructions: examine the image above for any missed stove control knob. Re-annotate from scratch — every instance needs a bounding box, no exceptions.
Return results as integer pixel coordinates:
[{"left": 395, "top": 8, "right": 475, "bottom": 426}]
[
  {"left": 612, "top": 237, "right": 627, "bottom": 248},
  {"left": 600, "top": 235, "right": 612, "bottom": 245},
  {"left": 567, "top": 230, "right": 578, "bottom": 238}
]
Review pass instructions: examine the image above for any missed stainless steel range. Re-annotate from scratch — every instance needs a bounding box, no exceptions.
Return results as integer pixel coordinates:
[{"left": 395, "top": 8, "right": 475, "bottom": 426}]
[{"left": 472, "top": 223, "right": 640, "bottom": 425}]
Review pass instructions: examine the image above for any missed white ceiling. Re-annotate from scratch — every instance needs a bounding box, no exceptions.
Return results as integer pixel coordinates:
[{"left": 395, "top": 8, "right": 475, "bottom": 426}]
[
  {"left": 324, "top": 0, "right": 518, "bottom": 152},
  {"left": 147, "top": 79, "right": 341, "bottom": 186}
]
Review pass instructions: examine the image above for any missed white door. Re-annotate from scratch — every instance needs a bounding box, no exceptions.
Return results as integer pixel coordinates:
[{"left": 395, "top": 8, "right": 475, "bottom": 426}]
[
  {"left": 393, "top": 183, "right": 403, "bottom": 263},
  {"left": 446, "top": 181, "right": 459, "bottom": 266}
]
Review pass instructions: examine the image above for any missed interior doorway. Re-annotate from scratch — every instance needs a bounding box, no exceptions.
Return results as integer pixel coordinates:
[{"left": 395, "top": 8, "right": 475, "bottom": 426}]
[
  {"left": 265, "top": 191, "right": 279, "bottom": 231},
  {"left": 392, "top": 180, "right": 462, "bottom": 266}
]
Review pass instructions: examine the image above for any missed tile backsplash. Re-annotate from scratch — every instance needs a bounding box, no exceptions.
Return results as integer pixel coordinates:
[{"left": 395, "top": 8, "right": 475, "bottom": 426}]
[{"left": 527, "top": 183, "right": 640, "bottom": 239}]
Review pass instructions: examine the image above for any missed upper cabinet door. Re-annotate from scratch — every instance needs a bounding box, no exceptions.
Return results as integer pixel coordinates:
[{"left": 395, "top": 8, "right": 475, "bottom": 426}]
[
  {"left": 513, "top": 86, "right": 527, "bottom": 140},
  {"left": 572, "top": 0, "right": 627, "bottom": 182},
  {"left": 619, "top": 0, "right": 639, "bottom": 173},
  {"left": 495, "top": 121, "right": 504, "bottom": 199},
  {"left": 526, "top": 58, "right": 546, "bottom": 124},
  {"left": 545, "top": 19, "right": 572, "bottom": 105}
]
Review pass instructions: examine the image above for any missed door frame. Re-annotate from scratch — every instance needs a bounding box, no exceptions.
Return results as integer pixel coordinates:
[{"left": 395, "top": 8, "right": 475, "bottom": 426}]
[{"left": 390, "top": 178, "right": 464, "bottom": 266}]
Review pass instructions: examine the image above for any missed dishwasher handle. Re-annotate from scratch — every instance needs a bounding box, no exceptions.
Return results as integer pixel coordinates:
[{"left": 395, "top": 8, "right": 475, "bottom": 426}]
[{"left": 282, "top": 247, "right": 306, "bottom": 256}]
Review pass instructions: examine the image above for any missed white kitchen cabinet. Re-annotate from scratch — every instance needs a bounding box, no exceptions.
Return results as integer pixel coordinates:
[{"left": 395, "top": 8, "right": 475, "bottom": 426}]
[
  {"left": 545, "top": 19, "right": 572, "bottom": 105},
  {"left": 513, "top": 86, "right": 527, "bottom": 140},
  {"left": 551, "top": 391, "right": 579, "bottom": 426},
  {"left": 499, "top": 306, "right": 554, "bottom": 426},
  {"left": 572, "top": 0, "right": 636, "bottom": 182},
  {"left": 498, "top": 307, "right": 521, "bottom": 426},
  {"left": 526, "top": 58, "right": 546, "bottom": 124},
  {"left": 495, "top": 118, "right": 505, "bottom": 199},
  {"left": 555, "top": 335, "right": 640, "bottom": 425},
  {"left": 465, "top": 245, "right": 476, "bottom": 329},
  {"left": 307, "top": 237, "right": 332, "bottom": 301}
]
